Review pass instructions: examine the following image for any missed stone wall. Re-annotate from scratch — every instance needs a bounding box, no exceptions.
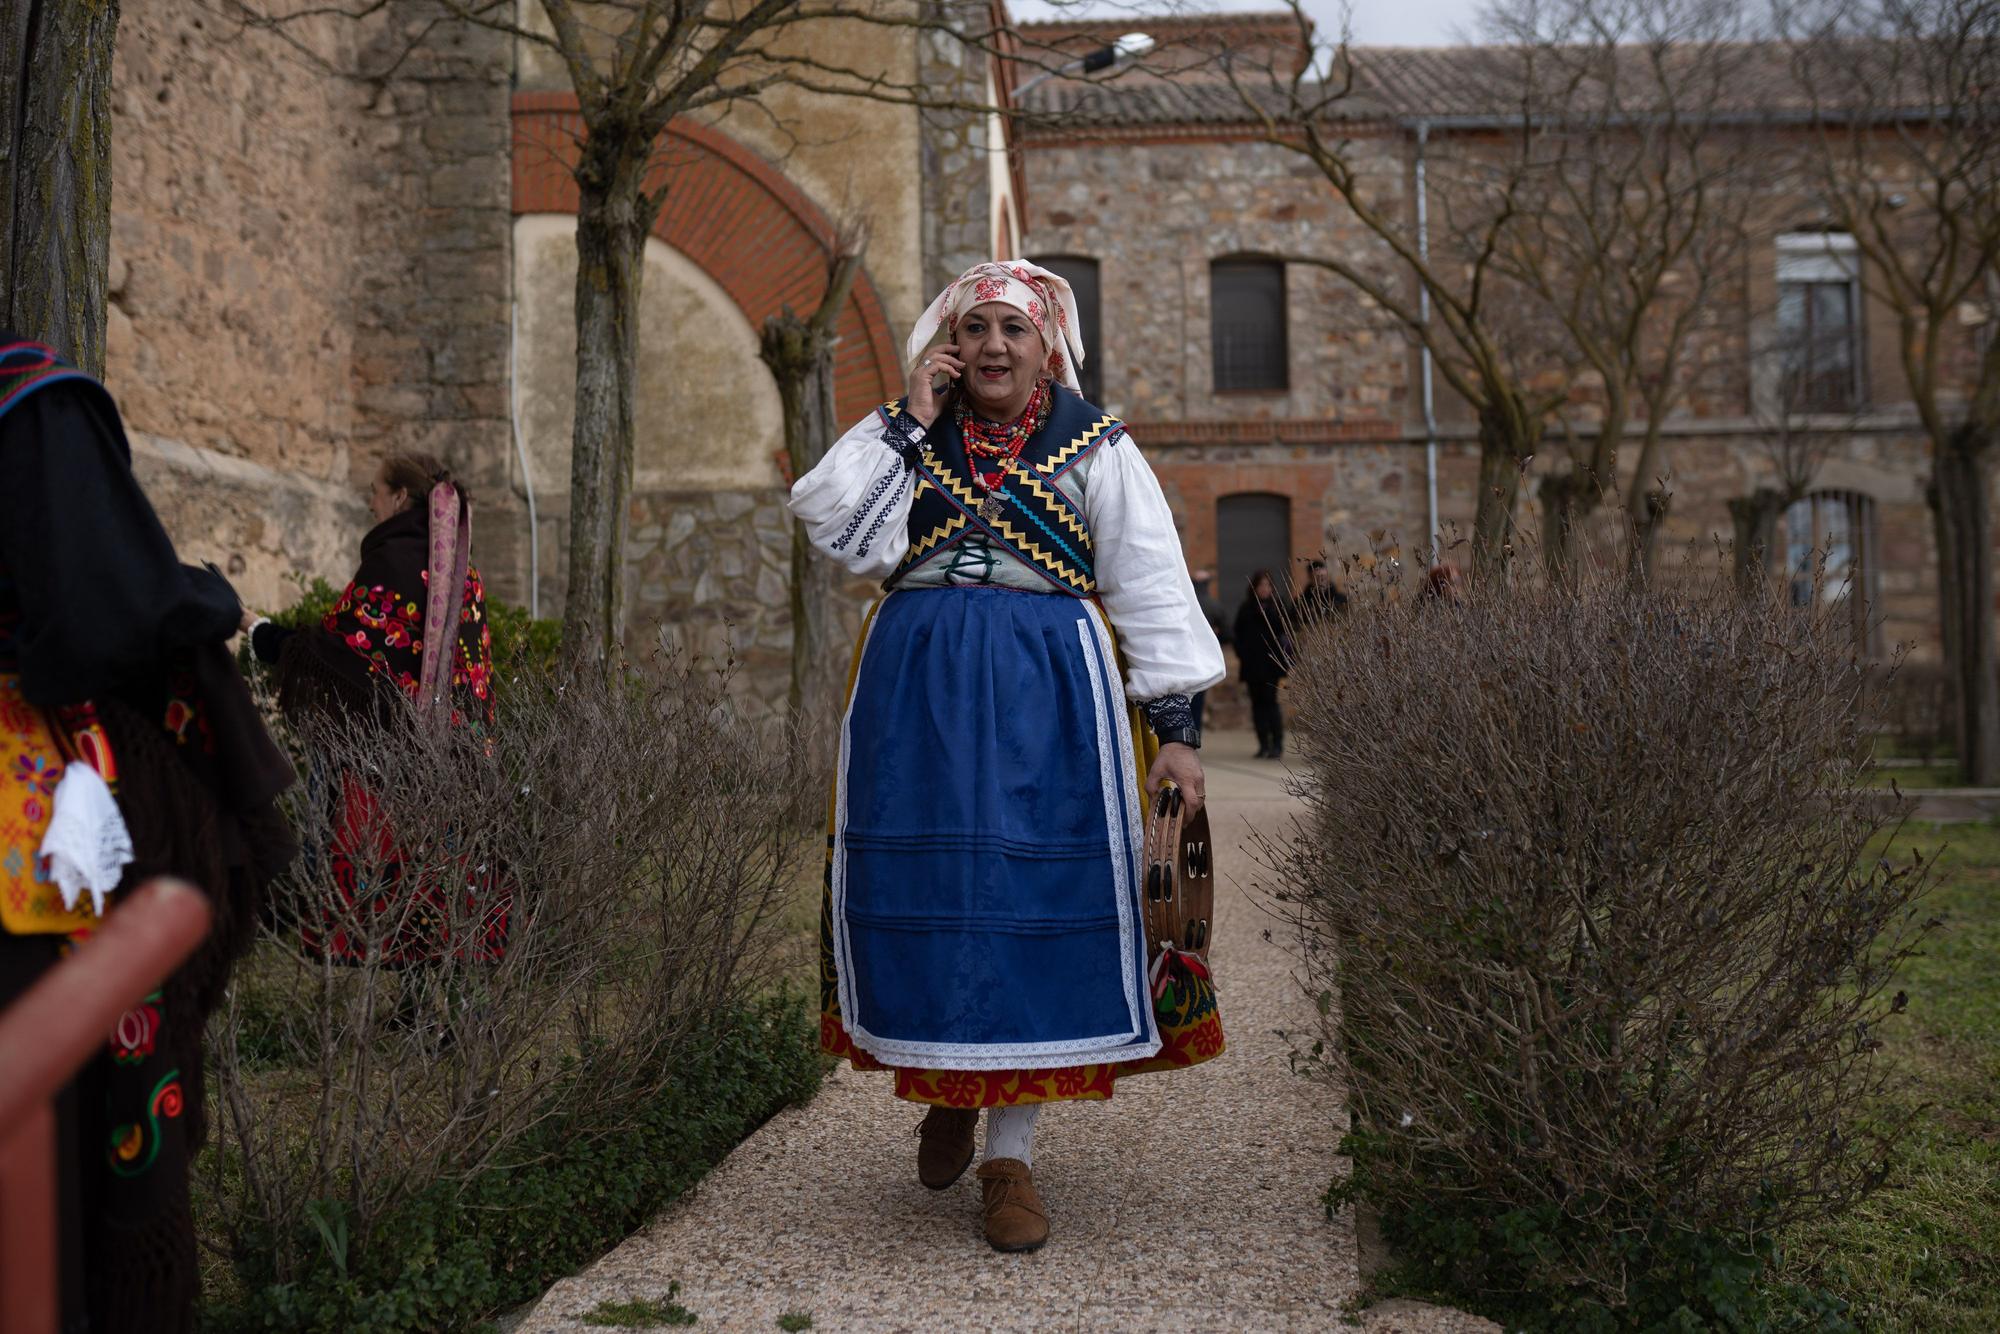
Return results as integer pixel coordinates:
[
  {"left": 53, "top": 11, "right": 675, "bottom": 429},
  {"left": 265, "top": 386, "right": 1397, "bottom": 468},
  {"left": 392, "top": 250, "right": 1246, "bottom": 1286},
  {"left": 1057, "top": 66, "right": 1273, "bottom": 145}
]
[
  {"left": 920, "top": 0, "right": 1003, "bottom": 292},
  {"left": 348, "top": 8, "right": 516, "bottom": 587},
  {"left": 106, "top": 0, "right": 514, "bottom": 613},
  {"left": 625, "top": 489, "right": 876, "bottom": 720},
  {"left": 1024, "top": 134, "right": 1411, "bottom": 430}
]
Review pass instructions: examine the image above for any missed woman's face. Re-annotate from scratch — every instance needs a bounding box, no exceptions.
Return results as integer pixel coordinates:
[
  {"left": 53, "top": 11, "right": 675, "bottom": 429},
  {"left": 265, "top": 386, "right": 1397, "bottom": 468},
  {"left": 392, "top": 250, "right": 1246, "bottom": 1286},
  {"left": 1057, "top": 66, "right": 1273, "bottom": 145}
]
[
  {"left": 369, "top": 473, "right": 408, "bottom": 524},
  {"left": 957, "top": 301, "right": 1043, "bottom": 418},
  {"left": 1253, "top": 575, "right": 1275, "bottom": 599}
]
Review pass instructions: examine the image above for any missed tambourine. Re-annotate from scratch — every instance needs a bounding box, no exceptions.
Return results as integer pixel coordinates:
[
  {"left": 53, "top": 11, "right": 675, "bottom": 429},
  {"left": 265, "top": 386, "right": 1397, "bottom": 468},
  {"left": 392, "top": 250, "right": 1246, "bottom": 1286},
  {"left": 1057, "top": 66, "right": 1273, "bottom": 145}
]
[{"left": 1141, "top": 781, "right": 1215, "bottom": 962}]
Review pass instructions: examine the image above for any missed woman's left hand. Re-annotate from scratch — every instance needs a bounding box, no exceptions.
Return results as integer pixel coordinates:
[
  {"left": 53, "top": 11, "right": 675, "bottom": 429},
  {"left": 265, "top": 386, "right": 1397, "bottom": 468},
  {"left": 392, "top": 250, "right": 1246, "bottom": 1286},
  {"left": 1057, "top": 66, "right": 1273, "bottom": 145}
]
[{"left": 1145, "top": 742, "right": 1206, "bottom": 817}]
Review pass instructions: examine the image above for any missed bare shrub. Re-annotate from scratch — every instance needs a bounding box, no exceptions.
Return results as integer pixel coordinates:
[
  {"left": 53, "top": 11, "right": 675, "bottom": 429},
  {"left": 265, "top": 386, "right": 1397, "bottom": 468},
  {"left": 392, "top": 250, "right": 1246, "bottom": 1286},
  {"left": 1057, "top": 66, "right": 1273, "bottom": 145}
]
[
  {"left": 1266, "top": 552, "right": 1935, "bottom": 1320},
  {"left": 1866, "top": 661, "right": 1955, "bottom": 767},
  {"left": 207, "top": 656, "right": 814, "bottom": 1286}
]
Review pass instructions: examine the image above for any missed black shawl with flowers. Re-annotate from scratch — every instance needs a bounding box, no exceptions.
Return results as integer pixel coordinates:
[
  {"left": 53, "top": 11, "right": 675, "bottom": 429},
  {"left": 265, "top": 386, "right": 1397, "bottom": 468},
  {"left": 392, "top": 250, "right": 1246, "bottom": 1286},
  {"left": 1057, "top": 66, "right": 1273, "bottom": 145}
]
[{"left": 276, "top": 508, "right": 495, "bottom": 729}]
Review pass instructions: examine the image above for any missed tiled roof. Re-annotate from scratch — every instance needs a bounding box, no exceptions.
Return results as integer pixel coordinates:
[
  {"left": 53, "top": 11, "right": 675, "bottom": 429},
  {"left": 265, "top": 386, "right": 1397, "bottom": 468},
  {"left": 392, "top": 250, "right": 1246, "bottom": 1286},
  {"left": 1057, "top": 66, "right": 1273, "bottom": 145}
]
[{"left": 1018, "top": 41, "right": 1922, "bottom": 130}]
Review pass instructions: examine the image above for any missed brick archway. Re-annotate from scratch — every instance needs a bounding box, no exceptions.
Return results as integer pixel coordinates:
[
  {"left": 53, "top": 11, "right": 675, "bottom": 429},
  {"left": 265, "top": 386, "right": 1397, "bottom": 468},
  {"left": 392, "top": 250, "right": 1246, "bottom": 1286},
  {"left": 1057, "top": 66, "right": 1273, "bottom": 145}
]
[{"left": 512, "top": 93, "right": 901, "bottom": 422}]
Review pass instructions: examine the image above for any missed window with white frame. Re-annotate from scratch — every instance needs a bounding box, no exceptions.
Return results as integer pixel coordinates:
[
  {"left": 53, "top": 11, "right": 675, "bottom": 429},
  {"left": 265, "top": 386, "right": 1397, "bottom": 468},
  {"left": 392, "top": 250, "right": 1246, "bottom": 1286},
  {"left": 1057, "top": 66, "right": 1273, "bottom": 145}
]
[
  {"left": 1785, "top": 489, "right": 1881, "bottom": 656},
  {"left": 1776, "top": 232, "right": 1864, "bottom": 413}
]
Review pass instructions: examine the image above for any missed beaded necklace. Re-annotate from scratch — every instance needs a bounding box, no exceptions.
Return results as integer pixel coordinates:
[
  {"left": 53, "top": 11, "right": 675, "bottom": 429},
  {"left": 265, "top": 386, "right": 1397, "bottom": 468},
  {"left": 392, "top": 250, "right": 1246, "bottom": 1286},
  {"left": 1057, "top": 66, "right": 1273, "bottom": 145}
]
[{"left": 957, "top": 377, "right": 1052, "bottom": 523}]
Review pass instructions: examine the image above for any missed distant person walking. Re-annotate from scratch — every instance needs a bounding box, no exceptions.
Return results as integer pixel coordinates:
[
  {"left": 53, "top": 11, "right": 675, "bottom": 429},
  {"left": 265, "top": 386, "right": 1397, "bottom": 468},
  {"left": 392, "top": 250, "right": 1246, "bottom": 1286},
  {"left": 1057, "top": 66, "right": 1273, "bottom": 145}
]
[
  {"left": 1234, "top": 569, "right": 1290, "bottom": 760},
  {"left": 1296, "top": 559, "right": 1347, "bottom": 624}
]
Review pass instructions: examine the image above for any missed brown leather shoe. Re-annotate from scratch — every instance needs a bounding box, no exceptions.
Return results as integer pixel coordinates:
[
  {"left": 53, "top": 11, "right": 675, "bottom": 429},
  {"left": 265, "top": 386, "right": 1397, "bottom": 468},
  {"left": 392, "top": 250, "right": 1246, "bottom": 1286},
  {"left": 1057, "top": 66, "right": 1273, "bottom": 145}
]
[
  {"left": 916, "top": 1106, "right": 978, "bottom": 1190},
  {"left": 975, "top": 1157, "right": 1050, "bottom": 1253}
]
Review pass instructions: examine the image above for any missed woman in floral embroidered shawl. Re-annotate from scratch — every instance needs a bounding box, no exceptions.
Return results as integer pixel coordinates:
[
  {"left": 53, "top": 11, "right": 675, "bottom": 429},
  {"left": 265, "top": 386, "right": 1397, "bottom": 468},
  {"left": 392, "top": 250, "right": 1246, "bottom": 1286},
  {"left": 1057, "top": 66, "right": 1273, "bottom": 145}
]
[
  {"left": 790, "top": 262, "right": 1227, "bottom": 1253},
  {"left": 246, "top": 452, "right": 504, "bottom": 966}
]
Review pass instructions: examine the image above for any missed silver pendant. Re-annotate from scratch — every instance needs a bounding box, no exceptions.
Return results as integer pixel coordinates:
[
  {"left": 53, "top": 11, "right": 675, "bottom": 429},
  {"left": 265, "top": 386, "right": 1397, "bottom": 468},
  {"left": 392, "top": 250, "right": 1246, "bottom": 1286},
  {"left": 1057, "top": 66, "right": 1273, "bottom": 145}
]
[{"left": 978, "top": 494, "right": 1003, "bottom": 522}]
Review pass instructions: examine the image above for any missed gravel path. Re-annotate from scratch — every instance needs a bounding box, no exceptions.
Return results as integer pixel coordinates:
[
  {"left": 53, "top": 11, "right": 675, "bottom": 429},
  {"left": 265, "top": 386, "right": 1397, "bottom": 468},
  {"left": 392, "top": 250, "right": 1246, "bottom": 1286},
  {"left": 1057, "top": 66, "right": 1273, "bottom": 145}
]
[{"left": 515, "top": 731, "right": 1492, "bottom": 1334}]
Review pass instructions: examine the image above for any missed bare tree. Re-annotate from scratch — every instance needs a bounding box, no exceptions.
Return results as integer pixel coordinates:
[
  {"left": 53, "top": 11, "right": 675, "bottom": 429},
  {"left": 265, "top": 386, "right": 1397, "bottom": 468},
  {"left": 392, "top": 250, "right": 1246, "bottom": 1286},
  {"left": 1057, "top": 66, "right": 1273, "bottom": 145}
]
[
  {"left": 238, "top": 0, "right": 1027, "bottom": 665},
  {"left": 1215, "top": 23, "right": 1566, "bottom": 575},
  {"left": 760, "top": 222, "right": 864, "bottom": 728},
  {"left": 1785, "top": 0, "right": 2000, "bottom": 778},
  {"left": 1481, "top": 0, "right": 1760, "bottom": 582},
  {"left": 1728, "top": 314, "right": 1863, "bottom": 598},
  {"left": 1208, "top": 0, "right": 1755, "bottom": 577},
  {"left": 0, "top": 0, "right": 119, "bottom": 370}
]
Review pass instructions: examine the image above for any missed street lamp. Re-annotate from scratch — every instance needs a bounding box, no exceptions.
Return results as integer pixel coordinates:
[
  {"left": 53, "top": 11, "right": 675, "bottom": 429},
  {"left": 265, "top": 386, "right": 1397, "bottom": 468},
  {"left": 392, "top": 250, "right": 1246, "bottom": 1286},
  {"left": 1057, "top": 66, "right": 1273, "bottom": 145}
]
[{"left": 1014, "top": 31, "right": 1155, "bottom": 99}]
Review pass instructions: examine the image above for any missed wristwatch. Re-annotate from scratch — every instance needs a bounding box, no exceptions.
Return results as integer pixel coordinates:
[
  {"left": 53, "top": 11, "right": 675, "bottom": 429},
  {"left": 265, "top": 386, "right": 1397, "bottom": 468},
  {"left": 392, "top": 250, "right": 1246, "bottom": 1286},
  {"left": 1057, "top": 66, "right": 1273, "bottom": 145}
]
[{"left": 1143, "top": 693, "right": 1200, "bottom": 750}]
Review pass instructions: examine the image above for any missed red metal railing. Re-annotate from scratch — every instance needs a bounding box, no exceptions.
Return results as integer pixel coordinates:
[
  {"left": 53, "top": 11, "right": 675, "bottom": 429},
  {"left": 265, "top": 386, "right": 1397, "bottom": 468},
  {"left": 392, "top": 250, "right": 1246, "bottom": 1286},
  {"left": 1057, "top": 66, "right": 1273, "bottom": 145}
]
[{"left": 0, "top": 879, "right": 212, "bottom": 1334}]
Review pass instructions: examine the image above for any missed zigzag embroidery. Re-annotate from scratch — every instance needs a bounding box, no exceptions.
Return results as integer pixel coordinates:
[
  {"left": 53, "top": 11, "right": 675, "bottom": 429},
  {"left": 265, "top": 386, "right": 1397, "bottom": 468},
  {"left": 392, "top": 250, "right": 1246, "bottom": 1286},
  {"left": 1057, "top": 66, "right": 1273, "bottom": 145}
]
[
  {"left": 1014, "top": 470, "right": 1090, "bottom": 546},
  {"left": 995, "top": 486, "right": 1092, "bottom": 581},
  {"left": 1041, "top": 413, "right": 1122, "bottom": 477},
  {"left": 924, "top": 464, "right": 1093, "bottom": 592},
  {"left": 905, "top": 512, "right": 967, "bottom": 562}
]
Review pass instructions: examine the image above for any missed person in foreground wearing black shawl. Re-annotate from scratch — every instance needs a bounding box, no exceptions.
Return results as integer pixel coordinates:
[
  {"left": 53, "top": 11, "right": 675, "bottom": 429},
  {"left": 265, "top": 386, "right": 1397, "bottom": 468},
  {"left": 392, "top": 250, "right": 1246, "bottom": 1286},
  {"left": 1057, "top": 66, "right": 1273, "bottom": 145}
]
[
  {"left": 244, "top": 452, "right": 502, "bottom": 967},
  {"left": 0, "top": 333, "right": 297, "bottom": 1333}
]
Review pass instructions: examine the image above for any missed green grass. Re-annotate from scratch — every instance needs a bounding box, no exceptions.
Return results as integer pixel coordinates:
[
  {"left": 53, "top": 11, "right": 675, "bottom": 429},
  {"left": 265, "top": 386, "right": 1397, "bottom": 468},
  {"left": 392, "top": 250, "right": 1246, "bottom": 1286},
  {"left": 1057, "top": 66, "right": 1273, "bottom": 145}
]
[
  {"left": 1781, "top": 820, "right": 2000, "bottom": 1331},
  {"left": 776, "top": 1316, "right": 813, "bottom": 1332},
  {"left": 581, "top": 1285, "right": 698, "bottom": 1327}
]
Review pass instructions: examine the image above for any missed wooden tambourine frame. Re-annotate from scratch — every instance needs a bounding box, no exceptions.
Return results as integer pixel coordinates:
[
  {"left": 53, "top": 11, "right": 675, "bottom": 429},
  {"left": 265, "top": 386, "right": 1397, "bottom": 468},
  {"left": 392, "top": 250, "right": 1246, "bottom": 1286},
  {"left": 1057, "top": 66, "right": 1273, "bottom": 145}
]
[{"left": 1141, "top": 781, "right": 1214, "bottom": 962}]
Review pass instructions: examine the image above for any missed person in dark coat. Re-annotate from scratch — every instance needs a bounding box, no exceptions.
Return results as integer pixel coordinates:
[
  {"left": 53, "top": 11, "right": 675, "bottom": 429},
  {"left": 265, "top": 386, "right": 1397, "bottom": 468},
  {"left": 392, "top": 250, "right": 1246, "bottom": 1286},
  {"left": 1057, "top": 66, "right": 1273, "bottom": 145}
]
[
  {"left": 0, "top": 332, "right": 295, "bottom": 1334},
  {"left": 1296, "top": 559, "right": 1348, "bottom": 624},
  {"left": 1233, "top": 569, "right": 1290, "bottom": 759}
]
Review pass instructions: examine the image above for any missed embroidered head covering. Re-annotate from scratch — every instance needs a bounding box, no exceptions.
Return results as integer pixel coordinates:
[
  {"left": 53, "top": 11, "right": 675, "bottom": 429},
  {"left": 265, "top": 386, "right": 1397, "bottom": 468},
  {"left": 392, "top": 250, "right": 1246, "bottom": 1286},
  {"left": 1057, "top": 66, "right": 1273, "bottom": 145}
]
[{"left": 907, "top": 260, "right": 1086, "bottom": 395}]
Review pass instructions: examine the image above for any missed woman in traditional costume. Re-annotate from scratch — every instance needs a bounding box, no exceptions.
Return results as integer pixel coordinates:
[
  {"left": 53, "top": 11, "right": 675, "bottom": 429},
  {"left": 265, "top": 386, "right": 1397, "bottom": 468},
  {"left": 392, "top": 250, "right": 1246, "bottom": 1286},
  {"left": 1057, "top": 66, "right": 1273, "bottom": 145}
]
[
  {"left": 790, "top": 262, "right": 1227, "bottom": 1253},
  {"left": 0, "top": 332, "right": 296, "bottom": 1333},
  {"left": 245, "top": 453, "right": 504, "bottom": 968}
]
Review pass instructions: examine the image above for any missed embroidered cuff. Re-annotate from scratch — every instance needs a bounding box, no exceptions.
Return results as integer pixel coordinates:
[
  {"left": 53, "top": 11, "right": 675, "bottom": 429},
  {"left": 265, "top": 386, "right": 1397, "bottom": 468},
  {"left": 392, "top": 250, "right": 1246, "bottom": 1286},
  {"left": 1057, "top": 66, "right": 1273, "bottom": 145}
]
[
  {"left": 1142, "top": 693, "right": 1196, "bottom": 736},
  {"left": 881, "top": 412, "right": 925, "bottom": 467}
]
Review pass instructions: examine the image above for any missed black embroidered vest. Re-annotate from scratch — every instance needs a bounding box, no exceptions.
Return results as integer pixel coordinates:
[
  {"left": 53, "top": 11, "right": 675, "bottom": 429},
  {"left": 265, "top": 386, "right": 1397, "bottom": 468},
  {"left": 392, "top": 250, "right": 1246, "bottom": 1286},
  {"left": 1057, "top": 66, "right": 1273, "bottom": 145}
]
[{"left": 885, "top": 383, "right": 1126, "bottom": 597}]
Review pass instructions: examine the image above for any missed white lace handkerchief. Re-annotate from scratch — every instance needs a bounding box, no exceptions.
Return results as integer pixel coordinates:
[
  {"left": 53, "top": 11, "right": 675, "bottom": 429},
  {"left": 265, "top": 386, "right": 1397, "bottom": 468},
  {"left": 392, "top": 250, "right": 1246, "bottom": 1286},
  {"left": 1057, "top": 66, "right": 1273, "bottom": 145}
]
[{"left": 40, "top": 762, "right": 135, "bottom": 917}]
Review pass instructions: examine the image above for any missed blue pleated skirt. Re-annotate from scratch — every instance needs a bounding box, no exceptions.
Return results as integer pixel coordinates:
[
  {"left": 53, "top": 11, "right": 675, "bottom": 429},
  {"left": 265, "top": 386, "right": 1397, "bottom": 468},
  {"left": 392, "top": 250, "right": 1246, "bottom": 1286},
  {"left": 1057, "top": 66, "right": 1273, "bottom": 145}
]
[{"left": 830, "top": 586, "right": 1161, "bottom": 1071}]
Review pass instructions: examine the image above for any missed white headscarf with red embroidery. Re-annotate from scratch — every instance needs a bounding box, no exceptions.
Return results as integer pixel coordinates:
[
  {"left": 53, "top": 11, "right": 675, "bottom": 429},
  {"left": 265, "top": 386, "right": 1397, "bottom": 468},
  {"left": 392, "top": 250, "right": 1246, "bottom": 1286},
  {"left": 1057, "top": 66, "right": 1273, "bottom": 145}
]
[{"left": 908, "top": 260, "right": 1086, "bottom": 396}]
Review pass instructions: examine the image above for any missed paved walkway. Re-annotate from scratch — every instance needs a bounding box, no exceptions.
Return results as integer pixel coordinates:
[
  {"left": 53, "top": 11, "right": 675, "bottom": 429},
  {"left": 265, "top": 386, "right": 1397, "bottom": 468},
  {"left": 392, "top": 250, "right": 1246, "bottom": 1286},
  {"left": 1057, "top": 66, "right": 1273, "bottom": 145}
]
[{"left": 517, "top": 731, "right": 1492, "bottom": 1333}]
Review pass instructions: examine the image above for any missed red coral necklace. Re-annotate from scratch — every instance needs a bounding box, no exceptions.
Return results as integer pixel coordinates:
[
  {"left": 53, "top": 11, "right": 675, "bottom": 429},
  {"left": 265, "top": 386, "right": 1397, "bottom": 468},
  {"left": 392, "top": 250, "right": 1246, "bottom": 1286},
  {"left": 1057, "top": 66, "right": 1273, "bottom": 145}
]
[{"left": 958, "top": 378, "right": 1051, "bottom": 523}]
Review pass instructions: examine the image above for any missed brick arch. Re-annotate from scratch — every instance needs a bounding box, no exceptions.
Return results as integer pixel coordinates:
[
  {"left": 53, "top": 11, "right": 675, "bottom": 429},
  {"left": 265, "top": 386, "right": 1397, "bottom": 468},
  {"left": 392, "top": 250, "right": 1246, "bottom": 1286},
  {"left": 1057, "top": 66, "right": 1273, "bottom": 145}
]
[{"left": 512, "top": 92, "right": 901, "bottom": 422}]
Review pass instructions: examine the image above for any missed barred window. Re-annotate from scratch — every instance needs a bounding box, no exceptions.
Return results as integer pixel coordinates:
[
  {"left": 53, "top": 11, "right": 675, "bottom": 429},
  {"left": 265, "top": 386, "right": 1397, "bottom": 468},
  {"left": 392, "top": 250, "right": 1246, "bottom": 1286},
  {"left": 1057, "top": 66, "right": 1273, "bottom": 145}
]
[
  {"left": 1785, "top": 489, "right": 1881, "bottom": 656},
  {"left": 1029, "top": 255, "right": 1102, "bottom": 404},
  {"left": 1211, "top": 258, "right": 1289, "bottom": 392},
  {"left": 1776, "top": 232, "right": 1864, "bottom": 412}
]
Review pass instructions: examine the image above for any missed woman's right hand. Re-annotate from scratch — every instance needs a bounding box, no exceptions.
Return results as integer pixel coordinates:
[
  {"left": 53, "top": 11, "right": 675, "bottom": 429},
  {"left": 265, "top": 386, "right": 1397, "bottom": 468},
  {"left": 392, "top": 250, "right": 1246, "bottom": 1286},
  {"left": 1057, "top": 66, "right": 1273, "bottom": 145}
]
[{"left": 907, "top": 343, "right": 962, "bottom": 428}]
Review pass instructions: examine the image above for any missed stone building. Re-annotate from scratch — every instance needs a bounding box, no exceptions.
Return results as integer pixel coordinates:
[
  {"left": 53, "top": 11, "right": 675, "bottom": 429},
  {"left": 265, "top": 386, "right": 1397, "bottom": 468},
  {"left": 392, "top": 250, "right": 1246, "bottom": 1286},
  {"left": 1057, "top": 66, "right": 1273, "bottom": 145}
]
[
  {"left": 100, "top": 0, "right": 1985, "bottom": 721},
  {"left": 1017, "top": 15, "right": 1976, "bottom": 666},
  {"left": 104, "top": 0, "right": 1020, "bottom": 711}
]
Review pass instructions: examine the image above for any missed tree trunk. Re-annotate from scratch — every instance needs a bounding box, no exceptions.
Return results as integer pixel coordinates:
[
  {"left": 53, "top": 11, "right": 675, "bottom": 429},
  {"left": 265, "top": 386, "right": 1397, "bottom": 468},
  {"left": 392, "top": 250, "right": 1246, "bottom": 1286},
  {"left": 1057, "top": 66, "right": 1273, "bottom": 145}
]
[
  {"left": 761, "top": 314, "right": 844, "bottom": 725},
  {"left": 1628, "top": 486, "right": 1670, "bottom": 587},
  {"left": 0, "top": 0, "right": 119, "bottom": 371},
  {"left": 1933, "top": 432, "right": 1999, "bottom": 783},
  {"left": 1470, "top": 401, "right": 1536, "bottom": 578},
  {"left": 1927, "top": 477, "right": 1963, "bottom": 762},
  {"left": 761, "top": 250, "right": 863, "bottom": 739},
  {"left": 1727, "top": 488, "right": 1782, "bottom": 600},
  {"left": 561, "top": 140, "right": 650, "bottom": 666},
  {"left": 1538, "top": 470, "right": 1590, "bottom": 587}
]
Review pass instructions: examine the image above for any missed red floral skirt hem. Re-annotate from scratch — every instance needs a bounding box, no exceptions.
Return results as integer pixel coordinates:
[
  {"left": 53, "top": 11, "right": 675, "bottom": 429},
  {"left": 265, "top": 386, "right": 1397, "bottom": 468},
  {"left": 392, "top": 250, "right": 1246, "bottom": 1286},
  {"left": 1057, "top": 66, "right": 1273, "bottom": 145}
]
[{"left": 819, "top": 948, "right": 1226, "bottom": 1108}]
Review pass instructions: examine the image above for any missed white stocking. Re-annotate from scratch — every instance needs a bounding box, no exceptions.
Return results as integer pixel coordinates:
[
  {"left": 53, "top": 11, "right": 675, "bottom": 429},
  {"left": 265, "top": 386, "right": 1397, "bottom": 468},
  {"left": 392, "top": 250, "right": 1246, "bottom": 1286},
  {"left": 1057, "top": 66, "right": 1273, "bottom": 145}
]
[{"left": 982, "top": 1103, "right": 1042, "bottom": 1166}]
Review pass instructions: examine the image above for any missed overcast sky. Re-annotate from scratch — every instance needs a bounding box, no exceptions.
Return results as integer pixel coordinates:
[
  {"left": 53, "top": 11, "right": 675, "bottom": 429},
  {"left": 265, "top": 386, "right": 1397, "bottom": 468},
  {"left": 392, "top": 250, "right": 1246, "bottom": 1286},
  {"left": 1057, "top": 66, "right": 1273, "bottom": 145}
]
[{"left": 1006, "top": 0, "right": 1490, "bottom": 47}]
